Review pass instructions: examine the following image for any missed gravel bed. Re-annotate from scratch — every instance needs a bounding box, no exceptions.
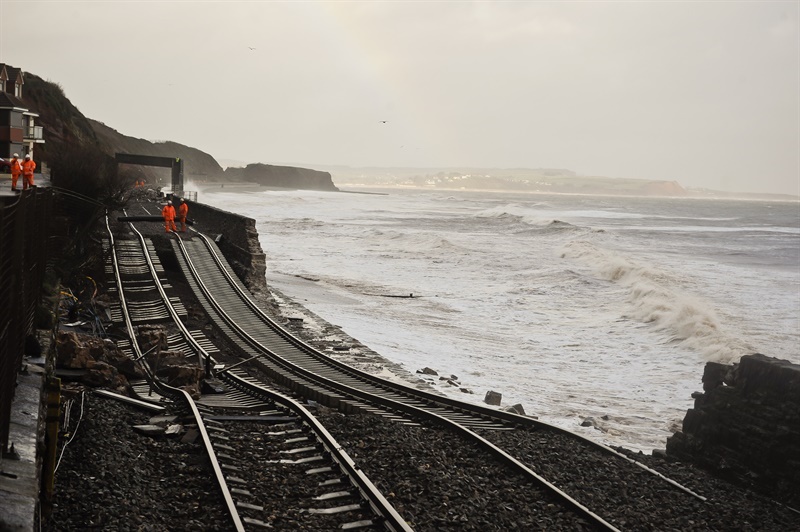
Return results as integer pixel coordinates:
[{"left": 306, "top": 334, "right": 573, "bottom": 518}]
[
  {"left": 43, "top": 393, "right": 230, "bottom": 531},
  {"left": 218, "top": 417, "right": 375, "bottom": 529},
  {"left": 479, "top": 426, "right": 800, "bottom": 531},
  {"left": 318, "top": 411, "right": 595, "bottom": 531}
]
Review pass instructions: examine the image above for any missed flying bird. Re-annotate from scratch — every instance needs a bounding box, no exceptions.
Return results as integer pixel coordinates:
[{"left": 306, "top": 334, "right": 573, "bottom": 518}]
[
  {"left": 248, "top": 46, "right": 256, "bottom": 51},
  {"left": 379, "top": 120, "right": 387, "bottom": 123}
]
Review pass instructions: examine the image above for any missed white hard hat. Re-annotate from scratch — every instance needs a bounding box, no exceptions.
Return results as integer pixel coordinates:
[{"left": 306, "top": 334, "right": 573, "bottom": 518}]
[
  {"left": 167, "top": 200, "right": 172, "bottom": 205},
  {"left": 13, "top": 153, "right": 18, "bottom": 157},
  {"left": 24, "top": 154, "right": 30, "bottom": 158}
]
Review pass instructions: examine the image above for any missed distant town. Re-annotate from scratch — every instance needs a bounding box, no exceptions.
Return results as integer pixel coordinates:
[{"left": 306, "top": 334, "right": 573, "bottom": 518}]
[{"left": 259, "top": 163, "right": 798, "bottom": 201}]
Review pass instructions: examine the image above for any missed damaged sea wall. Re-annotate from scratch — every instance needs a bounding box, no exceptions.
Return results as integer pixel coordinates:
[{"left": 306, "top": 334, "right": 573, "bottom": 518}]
[
  {"left": 186, "top": 201, "right": 267, "bottom": 293},
  {"left": 666, "top": 354, "right": 800, "bottom": 506}
]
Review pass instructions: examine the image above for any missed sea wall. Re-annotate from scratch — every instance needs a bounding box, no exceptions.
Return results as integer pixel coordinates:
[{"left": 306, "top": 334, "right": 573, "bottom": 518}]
[
  {"left": 666, "top": 354, "right": 800, "bottom": 506},
  {"left": 186, "top": 201, "right": 267, "bottom": 293}
]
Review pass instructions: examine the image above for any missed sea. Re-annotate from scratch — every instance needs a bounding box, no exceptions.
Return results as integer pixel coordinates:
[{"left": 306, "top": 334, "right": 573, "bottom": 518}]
[{"left": 196, "top": 186, "right": 800, "bottom": 452}]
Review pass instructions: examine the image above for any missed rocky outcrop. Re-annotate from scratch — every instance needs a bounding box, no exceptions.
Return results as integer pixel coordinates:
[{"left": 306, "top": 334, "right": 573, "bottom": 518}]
[
  {"left": 224, "top": 163, "right": 339, "bottom": 192},
  {"left": 666, "top": 354, "right": 800, "bottom": 507}
]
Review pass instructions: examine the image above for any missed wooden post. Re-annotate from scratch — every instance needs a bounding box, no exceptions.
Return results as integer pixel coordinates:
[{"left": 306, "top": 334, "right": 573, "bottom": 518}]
[{"left": 41, "top": 376, "right": 61, "bottom": 513}]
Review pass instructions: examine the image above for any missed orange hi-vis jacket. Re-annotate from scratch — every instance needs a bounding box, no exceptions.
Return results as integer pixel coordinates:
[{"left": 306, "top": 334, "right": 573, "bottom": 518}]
[
  {"left": 162, "top": 204, "right": 176, "bottom": 221},
  {"left": 9, "top": 157, "right": 21, "bottom": 177},
  {"left": 22, "top": 159, "right": 36, "bottom": 177},
  {"left": 178, "top": 203, "right": 188, "bottom": 219}
]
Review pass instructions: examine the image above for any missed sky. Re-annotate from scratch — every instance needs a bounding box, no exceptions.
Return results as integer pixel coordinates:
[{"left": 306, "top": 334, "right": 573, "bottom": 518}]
[{"left": 1, "top": 1, "right": 798, "bottom": 196}]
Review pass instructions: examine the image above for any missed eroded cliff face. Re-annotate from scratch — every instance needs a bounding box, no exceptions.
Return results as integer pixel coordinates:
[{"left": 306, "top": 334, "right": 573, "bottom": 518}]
[
  {"left": 223, "top": 163, "right": 339, "bottom": 191},
  {"left": 666, "top": 354, "right": 800, "bottom": 507}
]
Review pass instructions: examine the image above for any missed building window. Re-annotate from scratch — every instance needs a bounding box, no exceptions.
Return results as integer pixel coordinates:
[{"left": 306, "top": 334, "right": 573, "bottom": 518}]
[{"left": 15, "top": 83, "right": 22, "bottom": 97}]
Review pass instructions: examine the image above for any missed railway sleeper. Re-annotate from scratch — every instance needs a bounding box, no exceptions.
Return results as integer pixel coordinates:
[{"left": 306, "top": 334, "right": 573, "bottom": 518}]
[
  {"left": 241, "top": 516, "right": 271, "bottom": 529},
  {"left": 307, "top": 502, "right": 365, "bottom": 515},
  {"left": 276, "top": 454, "right": 327, "bottom": 465},
  {"left": 263, "top": 424, "right": 303, "bottom": 435},
  {"left": 341, "top": 519, "right": 382, "bottom": 530},
  {"left": 313, "top": 490, "right": 357, "bottom": 501},
  {"left": 280, "top": 445, "right": 322, "bottom": 455}
]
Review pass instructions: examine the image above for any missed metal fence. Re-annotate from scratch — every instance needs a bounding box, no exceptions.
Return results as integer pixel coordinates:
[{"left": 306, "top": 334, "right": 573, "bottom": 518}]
[{"left": 0, "top": 187, "right": 53, "bottom": 456}]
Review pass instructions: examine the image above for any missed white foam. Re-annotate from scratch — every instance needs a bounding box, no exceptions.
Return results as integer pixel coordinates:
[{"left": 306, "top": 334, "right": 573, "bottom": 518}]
[
  {"left": 199, "top": 187, "right": 799, "bottom": 452},
  {"left": 560, "top": 240, "right": 753, "bottom": 363}
]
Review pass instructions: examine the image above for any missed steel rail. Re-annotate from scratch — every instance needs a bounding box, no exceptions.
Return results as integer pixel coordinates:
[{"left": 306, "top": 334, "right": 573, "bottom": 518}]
[
  {"left": 193, "top": 231, "right": 707, "bottom": 502},
  {"left": 175, "top": 229, "right": 622, "bottom": 531},
  {"left": 106, "top": 215, "right": 246, "bottom": 532},
  {"left": 220, "top": 369, "right": 413, "bottom": 532},
  {"left": 185, "top": 236, "right": 504, "bottom": 427},
  {"left": 122, "top": 209, "right": 211, "bottom": 361},
  {"left": 120, "top": 212, "right": 412, "bottom": 531}
]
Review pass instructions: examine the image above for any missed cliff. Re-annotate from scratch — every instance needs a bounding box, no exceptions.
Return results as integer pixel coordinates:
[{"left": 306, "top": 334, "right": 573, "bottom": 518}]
[
  {"left": 21, "top": 74, "right": 99, "bottom": 160},
  {"left": 223, "top": 163, "right": 339, "bottom": 192},
  {"left": 324, "top": 165, "right": 688, "bottom": 197},
  {"left": 20, "top": 70, "right": 338, "bottom": 192},
  {"left": 89, "top": 119, "right": 225, "bottom": 182}
]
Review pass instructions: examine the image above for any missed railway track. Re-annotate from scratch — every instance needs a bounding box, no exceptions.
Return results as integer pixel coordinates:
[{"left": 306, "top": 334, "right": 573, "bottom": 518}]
[
  {"left": 105, "top": 211, "right": 412, "bottom": 530},
  {"left": 96, "top": 199, "right": 800, "bottom": 531}
]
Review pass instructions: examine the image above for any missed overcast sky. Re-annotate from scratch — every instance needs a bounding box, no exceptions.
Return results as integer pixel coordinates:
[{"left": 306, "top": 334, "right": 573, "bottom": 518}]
[{"left": 1, "top": 1, "right": 798, "bottom": 195}]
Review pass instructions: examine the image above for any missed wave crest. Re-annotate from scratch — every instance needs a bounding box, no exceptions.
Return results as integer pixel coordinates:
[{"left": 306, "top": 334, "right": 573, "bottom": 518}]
[
  {"left": 364, "top": 229, "right": 465, "bottom": 254},
  {"left": 561, "top": 240, "right": 752, "bottom": 362}
]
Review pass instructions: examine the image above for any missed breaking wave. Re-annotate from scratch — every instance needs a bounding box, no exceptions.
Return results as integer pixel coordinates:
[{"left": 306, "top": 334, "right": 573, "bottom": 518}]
[
  {"left": 476, "top": 205, "right": 588, "bottom": 235},
  {"left": 560, "top": 240, "right": 753, "bottom": 363},
  {"left": 476, "top": 204, "right": 560, "bottom": 226},
  {"left": 365, "top": 228, "right": 466, "bottom": 254}
]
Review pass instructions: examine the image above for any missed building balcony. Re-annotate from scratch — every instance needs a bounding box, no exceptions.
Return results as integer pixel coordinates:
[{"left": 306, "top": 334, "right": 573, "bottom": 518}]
[{"left": 23, "top": 125, "right": 44, "bottom": 143}]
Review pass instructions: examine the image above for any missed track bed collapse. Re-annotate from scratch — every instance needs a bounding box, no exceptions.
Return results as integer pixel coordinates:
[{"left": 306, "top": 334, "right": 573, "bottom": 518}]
[{"left": 50, "top": 198, "right": 799, "bottom": 531}]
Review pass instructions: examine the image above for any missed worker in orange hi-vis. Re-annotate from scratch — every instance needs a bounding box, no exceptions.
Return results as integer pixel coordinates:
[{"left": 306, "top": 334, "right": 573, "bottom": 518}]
[
  {"left": 162, "top": 200, "right": 177, "bottom": 233},
  {"left": 21, "top": 154, "right": 36, "bottom": 190},
  {"left": 177, "top": 198, "right": 189, "bottom": 232},
  {"left": 8, "top": 153, "right": 21, "bottom": 191}
]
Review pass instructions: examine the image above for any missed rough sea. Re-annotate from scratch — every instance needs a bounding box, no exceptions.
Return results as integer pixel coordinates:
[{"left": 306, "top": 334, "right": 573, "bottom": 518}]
[{"left": 197, "top": 186, "right": 800, "bottom": 452}]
